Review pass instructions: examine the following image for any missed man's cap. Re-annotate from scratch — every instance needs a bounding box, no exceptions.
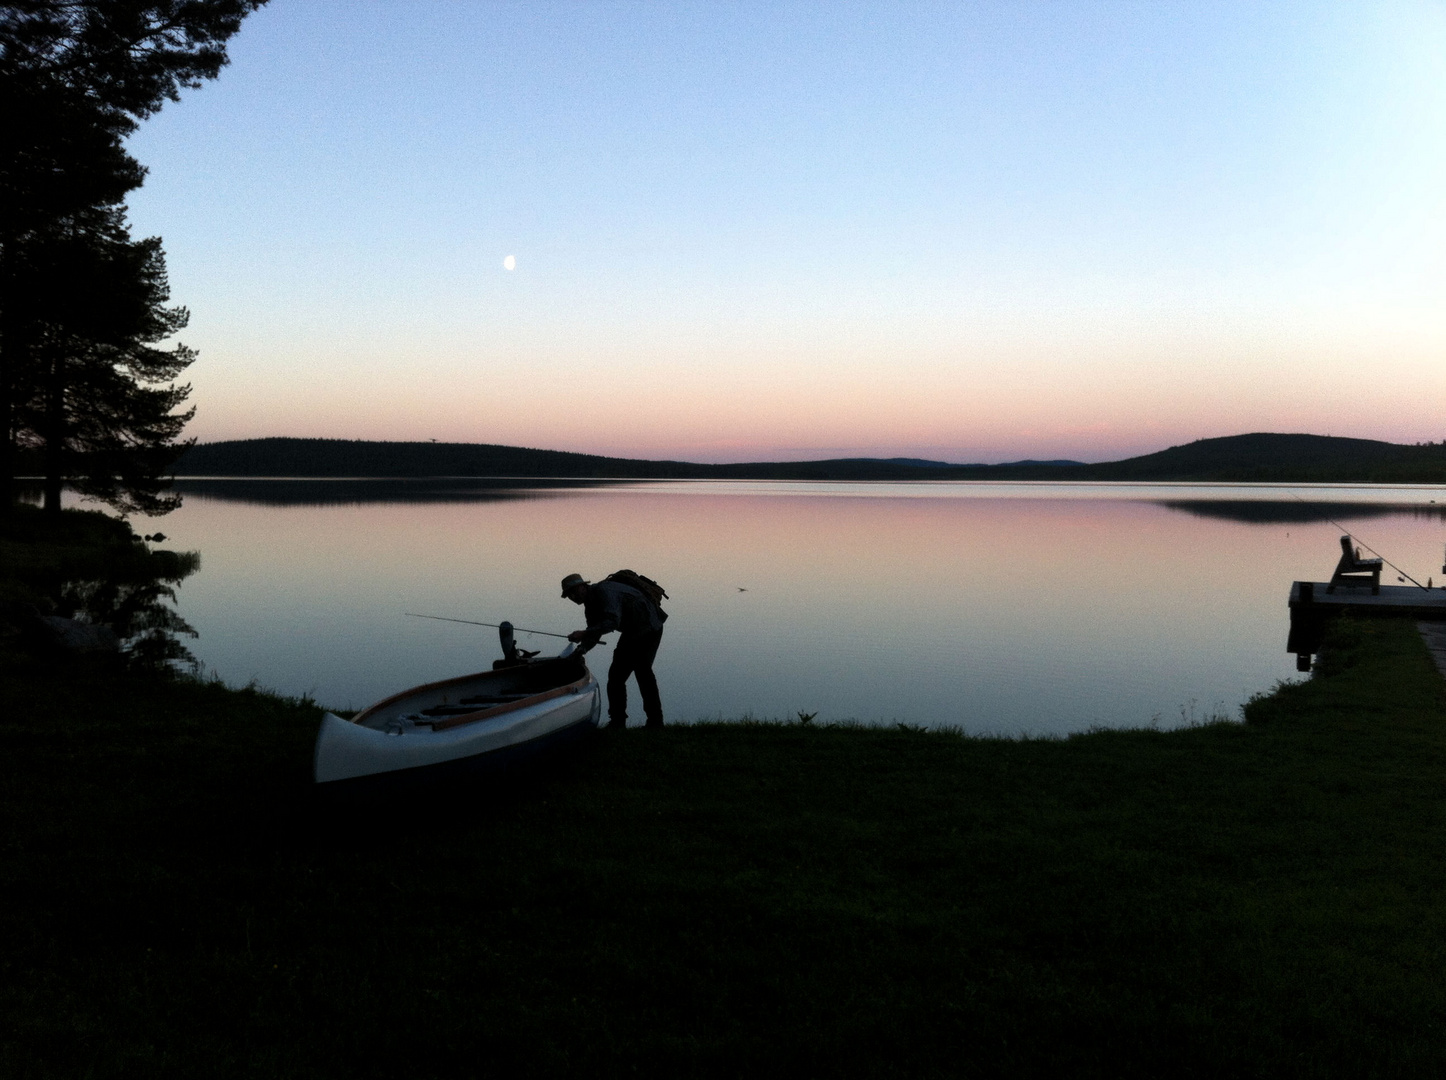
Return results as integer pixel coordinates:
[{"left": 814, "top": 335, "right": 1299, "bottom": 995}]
[{"left": 560, "top": 573, "right": 587, "bottom": 597}]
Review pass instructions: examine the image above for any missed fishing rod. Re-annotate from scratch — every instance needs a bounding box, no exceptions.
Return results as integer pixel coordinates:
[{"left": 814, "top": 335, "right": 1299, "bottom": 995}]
[
  {"left": 1288, "top": 493, "right": 1429, "bottom": 590},
  {"left": 405, "top": 613, "right": 575, "bottom": 640}
]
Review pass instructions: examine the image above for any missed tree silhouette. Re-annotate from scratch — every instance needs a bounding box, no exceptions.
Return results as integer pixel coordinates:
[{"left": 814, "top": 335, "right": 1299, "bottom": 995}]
[
  {"left": 14, "top": 203, "right": 195, "bottom": 515},
  {"left": 1, "top": 1, "right": 266, "bottom": 516},
  {"left": 2, "top": 1, "right": 264, "bottom": 125}
]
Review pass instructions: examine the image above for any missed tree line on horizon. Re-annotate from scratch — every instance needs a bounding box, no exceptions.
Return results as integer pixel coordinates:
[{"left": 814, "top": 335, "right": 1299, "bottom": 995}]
[
  {"left": 174, "top": 432, "right": 1446, "bottom": 484},
  {"left": 1, "top": 0, "right": 265, "bottom": 519}
]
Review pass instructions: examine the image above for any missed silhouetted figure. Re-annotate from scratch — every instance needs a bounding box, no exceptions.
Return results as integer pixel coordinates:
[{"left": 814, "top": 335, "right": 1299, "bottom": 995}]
[{"left": 561, "top": 572, "right": 666, "bottom": 729}]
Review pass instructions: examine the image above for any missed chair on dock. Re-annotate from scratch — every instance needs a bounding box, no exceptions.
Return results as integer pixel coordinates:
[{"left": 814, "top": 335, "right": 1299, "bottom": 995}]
[{"left": 1327, "top": 535, "right": 1382, "bottom": 594}]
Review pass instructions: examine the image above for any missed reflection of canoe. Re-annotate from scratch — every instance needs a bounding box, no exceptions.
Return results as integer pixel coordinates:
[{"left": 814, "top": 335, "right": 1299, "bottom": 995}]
[{"left": 313, "top": 650, "right": 601, "bottom": 784}]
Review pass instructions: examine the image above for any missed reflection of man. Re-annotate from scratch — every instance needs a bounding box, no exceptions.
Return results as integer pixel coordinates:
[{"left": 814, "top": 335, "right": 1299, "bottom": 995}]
[{"left": 561, "top": 573, "right": 666, "bottom": 730}]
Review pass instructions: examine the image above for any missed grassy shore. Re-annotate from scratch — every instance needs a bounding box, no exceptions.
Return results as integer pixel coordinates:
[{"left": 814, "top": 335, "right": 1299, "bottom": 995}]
[{"left": 2, "top": 614, "right": 1445, "bottom": 1077}]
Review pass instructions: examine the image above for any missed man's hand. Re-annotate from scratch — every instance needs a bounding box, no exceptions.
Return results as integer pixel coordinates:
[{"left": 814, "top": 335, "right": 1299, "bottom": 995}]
[{"left": 567, "top": 630, "right": 587, "bottom": 643}]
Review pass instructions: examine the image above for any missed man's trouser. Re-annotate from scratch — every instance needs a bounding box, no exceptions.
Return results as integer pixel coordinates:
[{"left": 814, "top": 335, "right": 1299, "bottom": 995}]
[{"left": 607, "top": 628, "right": 664, "bottom": 727}]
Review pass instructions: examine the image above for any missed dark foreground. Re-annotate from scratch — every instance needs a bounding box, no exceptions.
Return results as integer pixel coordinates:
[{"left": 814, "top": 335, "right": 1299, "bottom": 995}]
[{"left": 3, "top": 619, "right": 1446, "bottom": 1077}]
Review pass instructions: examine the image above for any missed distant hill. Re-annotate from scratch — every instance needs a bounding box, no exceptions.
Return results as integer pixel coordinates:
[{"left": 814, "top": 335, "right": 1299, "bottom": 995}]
[
  {"left": 172, "top": 433, "right": 1446, "bottom": 484},
  {"left": 1070, "top": 433, "right": 1443, "bottom": 482},
  {"left": 173, "top": 439, "right": 967, "bottom": 481}
]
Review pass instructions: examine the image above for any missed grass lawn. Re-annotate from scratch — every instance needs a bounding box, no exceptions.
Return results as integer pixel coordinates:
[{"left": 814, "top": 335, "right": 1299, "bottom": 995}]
[{"left": 3, "top": 557, "right": 1446, "bottom": 1074}]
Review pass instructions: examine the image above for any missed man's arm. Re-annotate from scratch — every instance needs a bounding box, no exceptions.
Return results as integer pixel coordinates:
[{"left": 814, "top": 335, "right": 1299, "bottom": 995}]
[{"left": 569, "top": 587, "right": 621, "bottom": 649}]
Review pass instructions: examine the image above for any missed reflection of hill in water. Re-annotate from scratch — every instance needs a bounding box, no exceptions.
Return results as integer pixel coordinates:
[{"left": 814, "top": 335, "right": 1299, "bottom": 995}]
[
  {"left": 173, "top": 478, "right": 615, "bottom": 506},
  {"left": 1159, "top": 500, "right": 1446, "bottom": 525}
]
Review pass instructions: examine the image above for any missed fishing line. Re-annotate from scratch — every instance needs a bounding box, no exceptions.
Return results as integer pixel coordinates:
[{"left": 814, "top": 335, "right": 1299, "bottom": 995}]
[
  {"left": 405, "top": 613, "right": 575, "bottom": 640},
  {"left": 1288, "top": 492, "right": 1429, "bottom": 590}
]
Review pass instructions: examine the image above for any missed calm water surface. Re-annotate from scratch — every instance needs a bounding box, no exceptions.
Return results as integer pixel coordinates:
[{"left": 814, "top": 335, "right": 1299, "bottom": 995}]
[{"left": 146, "top": 480, "right": 1446, "bottom": 735}]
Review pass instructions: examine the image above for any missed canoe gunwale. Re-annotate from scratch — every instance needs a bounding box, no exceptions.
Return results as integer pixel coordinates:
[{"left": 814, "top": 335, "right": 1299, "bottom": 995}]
[{"left": 427, "top": 676, "right": 591, "bottom": 731}]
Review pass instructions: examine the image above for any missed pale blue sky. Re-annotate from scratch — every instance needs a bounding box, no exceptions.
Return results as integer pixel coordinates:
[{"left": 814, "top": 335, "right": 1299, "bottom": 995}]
[{"left": 125, "top": 1, "right": 1446, "bottom": 462}]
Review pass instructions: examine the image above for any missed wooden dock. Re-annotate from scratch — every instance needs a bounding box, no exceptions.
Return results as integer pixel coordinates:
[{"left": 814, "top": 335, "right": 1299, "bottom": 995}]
[{"left": 1288, "top": 581, "right": 1446, "bottom": 670}]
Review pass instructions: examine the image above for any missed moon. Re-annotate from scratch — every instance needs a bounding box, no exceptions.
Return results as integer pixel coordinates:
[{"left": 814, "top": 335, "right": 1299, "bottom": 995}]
[{"left": 503, "top": 255, "right": 516, "bottom": 271}]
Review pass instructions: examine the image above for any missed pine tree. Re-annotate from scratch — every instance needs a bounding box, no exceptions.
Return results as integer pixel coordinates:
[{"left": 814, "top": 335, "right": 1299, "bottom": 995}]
[
  {"left": 1, "top": 1, "right": 266, "bottom": 516},
  {"left": 14, "top": 203, "right": 195, "bottom": 515},
  {"left": 0, "top": 71, "right": 143, "bottom": 513}
]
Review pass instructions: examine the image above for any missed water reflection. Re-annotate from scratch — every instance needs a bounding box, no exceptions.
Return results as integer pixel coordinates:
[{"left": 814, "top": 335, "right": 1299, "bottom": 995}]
[
  {"left": 144, "top": 481, "right": 1446, "bottom": 735},
  {"left": 7, "top": 503, "right": 201, "bottom": 666},
  {"left": 1160, "top": 500, "right": 1446, "bottom": 525},
  {"left": 174, "top": 477, "right": 615, "bottom": 506}
]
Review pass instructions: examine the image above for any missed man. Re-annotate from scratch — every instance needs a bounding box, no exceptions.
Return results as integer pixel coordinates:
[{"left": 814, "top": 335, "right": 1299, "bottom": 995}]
[{"left": 562, "top": 572, "right": 666, "bottom": 730}]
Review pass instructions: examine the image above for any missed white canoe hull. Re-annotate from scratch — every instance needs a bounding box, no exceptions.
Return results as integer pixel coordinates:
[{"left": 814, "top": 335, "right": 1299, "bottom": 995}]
[{"left": 314, "top": 656, "right": 601, "bottom": 784}]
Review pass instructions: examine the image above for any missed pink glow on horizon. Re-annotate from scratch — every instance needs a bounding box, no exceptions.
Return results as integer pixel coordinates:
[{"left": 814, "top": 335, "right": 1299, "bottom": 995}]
[
  {"left": 183, "top": 305, "right": 1446, "bottom": 464},
  {"left": 189, "top": 371, "right": 1446, "bottom": 462}
]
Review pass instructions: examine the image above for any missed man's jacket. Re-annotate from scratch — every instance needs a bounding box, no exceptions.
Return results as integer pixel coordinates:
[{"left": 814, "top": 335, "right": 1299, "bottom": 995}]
[{"left": 577, "top": 580, "right": 666, "bottom": 650}]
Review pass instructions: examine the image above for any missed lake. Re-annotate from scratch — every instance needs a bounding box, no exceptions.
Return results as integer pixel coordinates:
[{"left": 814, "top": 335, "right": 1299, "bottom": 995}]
[{"left": 146, "top": 479, "right": 1446, "bottom": 735}]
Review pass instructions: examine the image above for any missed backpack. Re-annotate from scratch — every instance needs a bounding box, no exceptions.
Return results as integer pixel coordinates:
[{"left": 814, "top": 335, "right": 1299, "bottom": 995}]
[{"left": 605, "top": 570, "right": 669, "bottom": 616}]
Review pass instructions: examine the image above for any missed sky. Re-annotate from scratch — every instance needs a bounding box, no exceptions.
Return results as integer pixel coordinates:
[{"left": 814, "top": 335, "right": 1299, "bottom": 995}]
[{"left": 123, "top": 0, "right": 1446, "bottom": 464}]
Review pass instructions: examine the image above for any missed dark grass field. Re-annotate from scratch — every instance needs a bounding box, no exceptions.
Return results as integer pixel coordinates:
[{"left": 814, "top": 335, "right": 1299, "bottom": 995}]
[{"left": 4, "top": 613, "right": 1446, "bottom": 1076}]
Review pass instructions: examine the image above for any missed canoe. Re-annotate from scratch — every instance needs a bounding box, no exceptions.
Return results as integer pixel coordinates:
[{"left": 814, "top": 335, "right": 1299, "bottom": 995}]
[{"left": 313, "top": 647, "right": 601, "bottom": 784}]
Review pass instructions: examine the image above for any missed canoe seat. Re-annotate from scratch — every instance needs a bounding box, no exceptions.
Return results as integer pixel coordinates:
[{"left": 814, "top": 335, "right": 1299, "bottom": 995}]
[{"left": 1327, "top": 535, "right": 1382, "bottom": 595}]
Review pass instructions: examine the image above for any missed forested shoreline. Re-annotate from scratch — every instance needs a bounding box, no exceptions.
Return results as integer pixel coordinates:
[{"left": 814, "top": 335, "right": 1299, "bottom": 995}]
[{"left": 171, "top": 431, "right": 1446, "bottom": 484}]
